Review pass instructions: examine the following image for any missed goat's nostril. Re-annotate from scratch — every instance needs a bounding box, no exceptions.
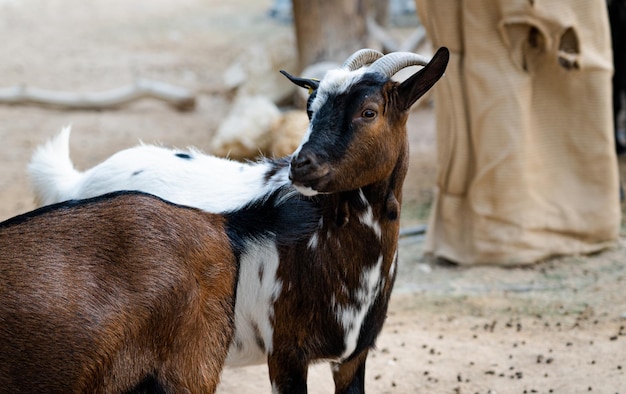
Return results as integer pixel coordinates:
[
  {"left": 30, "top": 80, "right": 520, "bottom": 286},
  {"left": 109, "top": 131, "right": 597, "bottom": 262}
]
[{"left": 292, "top": 152, "right": 315, "bottom": 170}]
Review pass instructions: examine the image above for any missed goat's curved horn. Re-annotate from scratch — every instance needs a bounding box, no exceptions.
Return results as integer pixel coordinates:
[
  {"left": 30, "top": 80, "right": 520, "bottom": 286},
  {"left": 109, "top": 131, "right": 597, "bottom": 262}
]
[
  {"left": 342, "top": 49, "right": 384, "bottom": 71},
  {"left": 367, "top": 52, "right": 431, "bottom": 78}
]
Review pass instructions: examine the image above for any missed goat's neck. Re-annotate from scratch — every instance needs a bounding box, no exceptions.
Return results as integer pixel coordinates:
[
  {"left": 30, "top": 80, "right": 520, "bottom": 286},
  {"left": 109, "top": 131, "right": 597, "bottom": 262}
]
[
  {"left": 321, "top": 139, "right": 409, "bottom": 239},
  {"left": 305, "top": 139, "right": 409, "bottom": 307}
]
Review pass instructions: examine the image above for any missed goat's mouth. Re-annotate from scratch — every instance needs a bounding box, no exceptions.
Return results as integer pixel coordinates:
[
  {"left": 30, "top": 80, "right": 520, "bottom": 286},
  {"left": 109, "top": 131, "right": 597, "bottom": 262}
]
[{"left": 289, "top": 164, "right": 332, "bottom": 196}]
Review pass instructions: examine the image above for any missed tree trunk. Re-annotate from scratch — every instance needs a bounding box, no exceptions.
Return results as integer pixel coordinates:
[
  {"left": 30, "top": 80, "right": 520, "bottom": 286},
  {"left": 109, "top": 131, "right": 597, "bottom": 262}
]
[{"left": 292, "top": 0, "right": 370, "bottom": 69}]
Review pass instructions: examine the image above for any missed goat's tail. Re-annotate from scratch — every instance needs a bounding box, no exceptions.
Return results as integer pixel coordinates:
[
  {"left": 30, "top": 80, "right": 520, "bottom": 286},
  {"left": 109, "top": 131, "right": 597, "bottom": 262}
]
[{"left": 28, "top": 125, "right": 83, "bottom": 206}]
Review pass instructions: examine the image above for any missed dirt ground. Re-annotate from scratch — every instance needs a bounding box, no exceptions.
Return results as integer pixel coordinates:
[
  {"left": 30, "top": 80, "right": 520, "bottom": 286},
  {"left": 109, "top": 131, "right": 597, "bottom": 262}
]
[{"left": 0, "top": 1, "right": 625, "bottom": 392}]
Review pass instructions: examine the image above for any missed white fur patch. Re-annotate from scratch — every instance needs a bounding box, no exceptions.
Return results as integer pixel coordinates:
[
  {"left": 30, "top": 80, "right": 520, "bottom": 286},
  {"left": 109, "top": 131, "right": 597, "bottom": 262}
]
[
  {"left": 307, "top": 232, "right": 319, "bottom": 250},
  {"left": 293, "top": 184, "right": 319, "bottom": 196},
  {"left": 29, "top": 128, "right": 290, "bottom": 213},
  {"left": 357, "top": 191, "right": 382, "bottom": 239},
  {"left": 335, "top": 254, "right": 384, "bottom": 360},
  {"left": 389, "top": 250, "right": 398, "bottom": 279},
  {"left": 309, "top": 68, "right": 367, "bottom": 115},
  {"left": 225, "top": 240, "right": 282, "bottom": 366}
]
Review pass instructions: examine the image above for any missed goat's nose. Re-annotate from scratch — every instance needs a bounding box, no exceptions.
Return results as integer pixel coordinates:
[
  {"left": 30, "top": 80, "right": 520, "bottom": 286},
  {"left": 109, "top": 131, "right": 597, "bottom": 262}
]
[
  {"left": 291, "top": 151, "right": 317, "bottom": 171},
  {"left": 290, "top": 151, "right": 322, "bottom": 183}
]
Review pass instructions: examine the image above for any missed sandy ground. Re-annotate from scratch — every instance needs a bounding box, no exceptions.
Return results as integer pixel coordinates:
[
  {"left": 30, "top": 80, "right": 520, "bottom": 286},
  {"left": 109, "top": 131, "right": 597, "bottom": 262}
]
[{"left": 0, "top": 1, "right": 625, "bottom": 392}]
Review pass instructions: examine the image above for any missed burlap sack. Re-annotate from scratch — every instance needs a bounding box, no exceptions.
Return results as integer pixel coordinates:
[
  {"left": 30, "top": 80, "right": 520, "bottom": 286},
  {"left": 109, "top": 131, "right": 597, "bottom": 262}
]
[{"left": 416, "top": 0, "right": 621, "bottom": 265}]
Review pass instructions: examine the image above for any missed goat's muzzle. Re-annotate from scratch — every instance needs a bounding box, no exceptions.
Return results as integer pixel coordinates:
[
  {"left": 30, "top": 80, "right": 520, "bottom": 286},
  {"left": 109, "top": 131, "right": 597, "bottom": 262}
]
[{"left": 289, "top": 151, "right": 331, "bottom": 196}]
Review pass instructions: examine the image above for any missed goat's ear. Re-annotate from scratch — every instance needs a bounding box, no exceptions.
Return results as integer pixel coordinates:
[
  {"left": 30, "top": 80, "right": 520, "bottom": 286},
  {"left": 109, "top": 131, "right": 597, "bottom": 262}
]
[
  {"left": 280, "top": 70, "right": 320, "bottom": 94},
  {"left": 396, "top": 47, "right": 449, "bottom": 111}
]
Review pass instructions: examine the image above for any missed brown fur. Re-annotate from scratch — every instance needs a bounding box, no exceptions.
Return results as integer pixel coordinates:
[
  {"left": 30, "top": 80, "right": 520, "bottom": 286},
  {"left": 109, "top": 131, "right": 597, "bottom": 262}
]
[{"left": 0, "top": 192, "right": 237, "bottom": 393}]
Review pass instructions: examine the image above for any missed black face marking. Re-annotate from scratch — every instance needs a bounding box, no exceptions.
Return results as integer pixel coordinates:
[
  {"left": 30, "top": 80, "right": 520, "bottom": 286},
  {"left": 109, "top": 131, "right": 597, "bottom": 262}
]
[
  {"left": 306, "top": 73, "right": 387, "bottom": 162},
  {"left": 175, "top": 152, "right": 193, "bottom": 160}
]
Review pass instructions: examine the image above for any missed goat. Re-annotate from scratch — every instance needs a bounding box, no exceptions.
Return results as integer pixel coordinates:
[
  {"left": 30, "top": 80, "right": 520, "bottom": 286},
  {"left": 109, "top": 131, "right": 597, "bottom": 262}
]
[
  {"left": 28, "top": 47, "right": 449, "bottom": 393},
  {"left": 0, "top": 187, "right": 316, "bottom": 393}
]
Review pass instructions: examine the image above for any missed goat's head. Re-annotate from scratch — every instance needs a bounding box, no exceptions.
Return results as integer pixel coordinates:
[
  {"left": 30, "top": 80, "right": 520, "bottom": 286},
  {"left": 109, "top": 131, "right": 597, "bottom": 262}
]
[{"left": 281, "top": 47, "right": 449, "bottom": 196}]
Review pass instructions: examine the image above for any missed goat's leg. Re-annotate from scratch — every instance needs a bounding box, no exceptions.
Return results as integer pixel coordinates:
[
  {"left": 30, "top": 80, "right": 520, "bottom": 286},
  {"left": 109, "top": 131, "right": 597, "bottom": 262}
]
[
  {"left": 267, "top": 352, "right": 309, "bottom": 394},
  {"left": 331, "top": 349, "right": 368, "bottom": 394}
]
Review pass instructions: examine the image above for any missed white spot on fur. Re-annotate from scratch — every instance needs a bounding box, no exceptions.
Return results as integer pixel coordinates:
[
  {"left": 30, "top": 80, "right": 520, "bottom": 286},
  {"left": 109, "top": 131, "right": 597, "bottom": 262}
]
[
  {"left": 225, "top": 240, "right": 282, "bottom": 366},
  {"left": 389, "top": 250, "right": 398, "bottom": 279},
  {"left": 335, "top": 255, "right": 384, "bottom": 359},
  {"left": 357, "top": 191, "right": 382, "bottom": 239},
  {"left": 307, "top": 232, "right": 319, "bottom": 249},
  {"left": 358, "top": 189, "right": 367, "bottom": 204},
  {"left": 309, "top": 68, "right": 367, "bottom": 115},
  {"left": 293, "top": 184, "right": 320, "bottom": 196}
]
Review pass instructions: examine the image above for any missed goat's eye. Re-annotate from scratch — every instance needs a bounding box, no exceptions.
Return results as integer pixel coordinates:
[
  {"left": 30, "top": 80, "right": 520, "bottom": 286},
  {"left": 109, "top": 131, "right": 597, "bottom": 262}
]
[{"left": 362, "top": 109, "right": 377, "bottom": 119}]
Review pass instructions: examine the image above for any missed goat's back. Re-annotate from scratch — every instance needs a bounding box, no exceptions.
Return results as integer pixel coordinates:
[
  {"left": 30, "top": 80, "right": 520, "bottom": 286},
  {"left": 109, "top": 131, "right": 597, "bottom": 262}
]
[{"left": 0, "top": 191, "right": 238, "bottom": 393}]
